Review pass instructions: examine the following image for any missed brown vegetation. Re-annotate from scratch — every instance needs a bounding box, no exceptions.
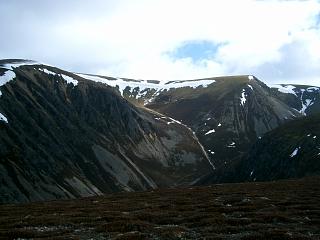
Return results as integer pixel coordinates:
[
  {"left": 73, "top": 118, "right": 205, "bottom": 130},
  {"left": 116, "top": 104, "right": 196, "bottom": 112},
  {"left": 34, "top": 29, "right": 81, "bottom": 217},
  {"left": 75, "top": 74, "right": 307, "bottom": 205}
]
[{"left": 0, "top": 177, "right": 319, "bottom": 239}]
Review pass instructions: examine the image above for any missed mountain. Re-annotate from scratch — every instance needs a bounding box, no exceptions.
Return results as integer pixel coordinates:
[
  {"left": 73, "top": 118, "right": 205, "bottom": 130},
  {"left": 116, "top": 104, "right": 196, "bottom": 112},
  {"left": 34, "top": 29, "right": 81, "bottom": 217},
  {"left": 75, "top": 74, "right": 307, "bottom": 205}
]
[
  {"left": 78, "top": 73, "right": 320, "bottom": 184},
  {"left": 74, "top": 74, "right": 311, "bottom": 169},
  {"left": 236, "top": 113, "right": 320, "bottom": 182},
  {"left": 270, "top": 84, "right": 320, "bottom": 116},
  {"left": 146, "top": 76, "right": 305, "bottom": 168},
  {"left": 83, "top": 74, "right": 320, "bottom": 172},
  {"left": 1, "top": 59, "right": 319, "bottom": 203},
  {"left": 0, "top": 60, "right": 212, "bottom": 203},
  {"left": 198, "top": 113, "right": 320, "bottom": 184}
]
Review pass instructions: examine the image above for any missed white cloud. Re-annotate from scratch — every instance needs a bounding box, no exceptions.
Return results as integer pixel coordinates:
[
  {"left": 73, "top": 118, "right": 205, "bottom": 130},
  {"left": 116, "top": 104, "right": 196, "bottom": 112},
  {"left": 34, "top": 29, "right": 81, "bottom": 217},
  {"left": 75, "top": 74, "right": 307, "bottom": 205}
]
[{"left": 0, "top": 0, "right": 319, "bottom": 85}]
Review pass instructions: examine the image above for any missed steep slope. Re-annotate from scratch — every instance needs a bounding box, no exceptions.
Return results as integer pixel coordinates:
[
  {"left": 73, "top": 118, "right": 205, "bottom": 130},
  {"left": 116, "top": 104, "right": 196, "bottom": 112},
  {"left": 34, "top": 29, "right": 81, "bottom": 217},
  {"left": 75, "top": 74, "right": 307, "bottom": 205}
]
[
  {"left": 236, "top": 113, "right": 320, "bottom": 182},
  {"left": 0, "top": 60, "right": 212, "bottom": 203},
  {"left": 74, "top": 74, "right": 304, "bottom": 169},
  {"left": 147, "top": 76, "right": 302, "bottom": 168},
  {"left": 271, "top": 84, "right": 320, "bottom": 116},
  {"left": 198, "top": 114, "right": 320, "bottom": 184}
]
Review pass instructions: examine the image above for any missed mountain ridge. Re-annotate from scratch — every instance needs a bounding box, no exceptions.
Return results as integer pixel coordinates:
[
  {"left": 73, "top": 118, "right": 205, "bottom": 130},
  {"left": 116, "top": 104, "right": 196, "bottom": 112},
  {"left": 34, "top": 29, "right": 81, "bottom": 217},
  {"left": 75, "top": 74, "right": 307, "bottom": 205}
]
[
  {"left": 0, "top": 60, "right": 212, "bottom": 203},
  {"left": 1, "top": 59, "right": 319, "bottom": 203}
]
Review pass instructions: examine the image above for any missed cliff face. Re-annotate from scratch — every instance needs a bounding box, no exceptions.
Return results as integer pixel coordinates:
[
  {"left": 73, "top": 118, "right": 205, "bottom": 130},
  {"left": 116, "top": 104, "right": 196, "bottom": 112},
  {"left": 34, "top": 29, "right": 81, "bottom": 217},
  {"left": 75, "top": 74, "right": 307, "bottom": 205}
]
[{"left": 0, "top": 61, "right": 212, "bottom": 203}]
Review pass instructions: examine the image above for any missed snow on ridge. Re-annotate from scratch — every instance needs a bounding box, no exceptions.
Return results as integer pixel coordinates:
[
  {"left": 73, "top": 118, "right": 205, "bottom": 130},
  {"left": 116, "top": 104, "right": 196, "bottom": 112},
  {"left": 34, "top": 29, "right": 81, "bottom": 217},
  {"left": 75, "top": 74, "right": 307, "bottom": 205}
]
[
  {"left": 77, "top": 73, "right": 216, "bottom": 95},
  {"left": 306, "top": 87, "right": 320, "bottom": 92},
  {"left": 0, "top": 70, "right": 16, "bottom": 95},
  {"left": 204, "top": 129, "right": 215, "bottom": 135},
  {"left": 163, "top": 79, "right": 216, "bottom": 89},
  {"left": 61, "top": 74, "right": 78, "bottom": 86},
  {"left": 1, "top": 60, "right": 40, "bottom": 70},
  {"left": 248, "top": 75, "right": 254, "bottom": 80},
  {"left": 40, "top": 68, "right": 56, "bottom": 75},
  {"left": 290, "top": 147, "right": 300, "bottom": 158},
  {"left": 77, "top": 73, "right": 162, "bottom": 95},
  {"left": 39, "top": 68, "right": 78, "bottom": 86},
  {"left": 271, "top": 84, "right": 297, "bottom": 96},
  {"left": 0, "top": 112, "right": 8, "bottom": 123}
]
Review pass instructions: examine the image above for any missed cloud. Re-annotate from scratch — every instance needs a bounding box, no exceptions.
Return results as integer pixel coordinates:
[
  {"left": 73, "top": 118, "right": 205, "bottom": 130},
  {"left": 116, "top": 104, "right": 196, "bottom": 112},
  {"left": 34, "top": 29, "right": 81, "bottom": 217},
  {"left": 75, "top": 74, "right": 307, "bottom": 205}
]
[{"left": 0, "top": 0, "right": 319, "bottom": 85}]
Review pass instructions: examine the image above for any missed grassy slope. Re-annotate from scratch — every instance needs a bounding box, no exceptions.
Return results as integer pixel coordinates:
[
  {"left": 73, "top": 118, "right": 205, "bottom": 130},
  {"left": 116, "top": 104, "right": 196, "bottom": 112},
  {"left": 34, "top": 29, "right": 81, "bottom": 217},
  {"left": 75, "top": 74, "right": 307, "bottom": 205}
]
[{"left": 1, "top": 177, "right": 319, "bottom": 240}]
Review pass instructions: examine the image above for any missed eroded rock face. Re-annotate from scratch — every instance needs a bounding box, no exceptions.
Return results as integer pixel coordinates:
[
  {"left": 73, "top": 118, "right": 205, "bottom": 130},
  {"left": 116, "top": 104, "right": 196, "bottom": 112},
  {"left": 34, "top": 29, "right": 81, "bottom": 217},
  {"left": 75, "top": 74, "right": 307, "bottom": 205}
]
[{"left": 0, "top": 61, "right": 212, "bottom": 203}]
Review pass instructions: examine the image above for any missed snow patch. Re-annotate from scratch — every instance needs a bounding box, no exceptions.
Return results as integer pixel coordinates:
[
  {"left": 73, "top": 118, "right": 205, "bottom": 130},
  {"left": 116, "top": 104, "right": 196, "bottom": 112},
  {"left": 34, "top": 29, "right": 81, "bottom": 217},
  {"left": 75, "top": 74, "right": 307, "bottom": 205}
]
[
  {"left": 247, "top": 84, "right": 253, "bottom": 90},
  {"left": 61, "top": 74, "right": 78, "bottom": 86},
  {"left": 300, "top": 99, "right": 313, "bottom": 115},
  {"left": 271, "top": 84, "right": 297, "bottom": 96},
  {"left": 0, "top": 113, "right": 8, "bottom": 123},
  {"left": 40, "top": 68, "right": 56, "bottom": 75},
  {"left": 248, "top": 75, "right": 254, "bottom": 80},
  {"left": 240, "top": 89, "right": 247, "bottom": 106},
  {"left": 290, "top": 147, "right": 300, "bottom": 158},
  {"left": 298, "top": 88, "right": 316, "bottom": 115},
  {"left": 77, "top": 73, "right": 215, "bottom": 99},
  {"left": 217, "top": 123, "right": 222, "bottom": 127},
  {"left": 306, "top": 87, "right": 320, "bottom": 92},
  {"left": 208, "top": 150, "right": 215, "bottom": 155},
  {"left": 39, "top": 68, "right": 78, "bottom": 86},
  {"left": 164, "top": 79, "right": 216, "bottom": 89},
  {"left": 0, "top": 70, "right": 16, "bottom": 92},
  {"left": 204, "top": 129, "right": 215, "bottom": 135},
  {"left": 0, "top": 60, "right": 40, "bottom": 70},
  {"left": 40, "top": 68, "right": 55, "bottom": 75},
  {"left": 227, "top": 142, "right": 236, "bottom": 148}
]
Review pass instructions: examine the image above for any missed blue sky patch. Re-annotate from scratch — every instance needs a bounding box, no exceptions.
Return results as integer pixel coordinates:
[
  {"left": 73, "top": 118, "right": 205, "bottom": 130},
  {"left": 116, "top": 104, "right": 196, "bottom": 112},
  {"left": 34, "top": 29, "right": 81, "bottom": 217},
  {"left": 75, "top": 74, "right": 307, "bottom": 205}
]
[{"left": 169, "top": 40, "right": 222, "bottom": 62}]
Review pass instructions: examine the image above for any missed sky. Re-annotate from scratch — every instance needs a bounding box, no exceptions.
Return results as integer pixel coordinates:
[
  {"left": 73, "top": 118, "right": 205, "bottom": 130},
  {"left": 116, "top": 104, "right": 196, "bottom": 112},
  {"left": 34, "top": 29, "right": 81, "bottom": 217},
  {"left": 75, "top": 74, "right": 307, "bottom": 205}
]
[{"left": 0, "top": 0, "right": 320, "bottom": 85}]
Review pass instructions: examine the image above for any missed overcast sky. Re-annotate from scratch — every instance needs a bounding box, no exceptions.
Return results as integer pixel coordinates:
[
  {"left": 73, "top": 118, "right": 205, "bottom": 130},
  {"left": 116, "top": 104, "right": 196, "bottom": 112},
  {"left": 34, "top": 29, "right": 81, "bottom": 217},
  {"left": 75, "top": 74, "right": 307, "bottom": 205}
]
[{"left": 1, "top": 0, "right": 319, "bottom": 85}]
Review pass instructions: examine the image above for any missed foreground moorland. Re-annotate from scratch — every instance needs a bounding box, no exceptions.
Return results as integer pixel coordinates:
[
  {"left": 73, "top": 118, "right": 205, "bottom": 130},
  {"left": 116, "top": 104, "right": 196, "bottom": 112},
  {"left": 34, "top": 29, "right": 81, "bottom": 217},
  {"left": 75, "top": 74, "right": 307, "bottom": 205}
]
[{"left": 1, "top": 177, "right": 319, "bottom": 240}]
